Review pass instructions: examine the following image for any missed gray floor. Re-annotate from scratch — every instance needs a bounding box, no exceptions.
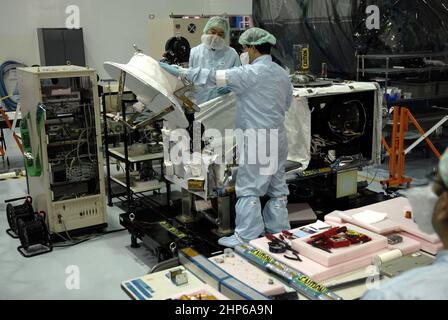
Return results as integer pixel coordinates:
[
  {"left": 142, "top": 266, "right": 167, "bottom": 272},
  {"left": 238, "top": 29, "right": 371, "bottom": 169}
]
[
  {"left": 0, "top": 177, "right": 157, "bottom": 300},
  {"left": 0, "top": 130, "right": 156, "bottom": 300},
  {"left": 0, "top": 127, "right": 444, "bottom": 299}
]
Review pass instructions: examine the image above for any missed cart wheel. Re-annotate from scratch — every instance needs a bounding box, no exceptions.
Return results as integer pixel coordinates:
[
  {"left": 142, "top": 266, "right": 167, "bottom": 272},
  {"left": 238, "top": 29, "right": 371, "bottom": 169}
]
[
  {"left": 131, "top": 233, "right": 140, "bottom": 248},
  {"left": 17, "top": 218, "right": 30, "bottom": 250}
]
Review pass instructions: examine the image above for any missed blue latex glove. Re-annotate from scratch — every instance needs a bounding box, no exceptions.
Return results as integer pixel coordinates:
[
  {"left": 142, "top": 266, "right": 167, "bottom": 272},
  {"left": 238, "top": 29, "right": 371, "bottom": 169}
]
[
  {"left": 159, "top": 62, "right": 182, "bottom": 77},
  {"left": 217, "top": 87, "right": 231, "bottom": 95}
]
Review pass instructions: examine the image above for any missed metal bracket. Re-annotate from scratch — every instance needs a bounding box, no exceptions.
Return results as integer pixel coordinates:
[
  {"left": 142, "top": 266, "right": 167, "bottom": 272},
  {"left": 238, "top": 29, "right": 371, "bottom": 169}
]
[
  {"left": 212, "top": 196, "right": 233, "bottom": 237},
  {"left": 133, "top": 44, "right": 143, "bottom": 54},
  {"left": 405, "top": 115, "right": 448, "bottom": 155},
  {"left": 174, "top": 84, "right": 200, "bottom": 113},
  {"left": 111, "top": 105, "right": 176, "bottom": 131},
  {"left": 176, "top": 189, "right": 197, "bottom": 224}
]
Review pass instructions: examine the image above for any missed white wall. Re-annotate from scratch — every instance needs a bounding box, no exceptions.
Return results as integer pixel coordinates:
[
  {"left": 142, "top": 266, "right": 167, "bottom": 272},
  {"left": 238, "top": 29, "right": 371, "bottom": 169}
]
[{"left": 0, "top": 0, "right": 252, "bottom": 78}]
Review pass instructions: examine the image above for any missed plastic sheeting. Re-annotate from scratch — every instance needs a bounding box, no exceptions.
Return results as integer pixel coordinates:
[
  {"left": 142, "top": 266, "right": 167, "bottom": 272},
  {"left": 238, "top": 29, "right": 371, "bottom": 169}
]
[
  {"left": 163, "top": 94, "right": 237, "bottom": 199},
  {"left": 195, "top": 92, "right": 237, "bottom": 136},
  {"left": 104, "top": 53, "right": 189, "bottom": 128},
  {"left": 284, "top": 97, "right": 311, "bottom": 169},
  {"left": 253, "top": 0, "right": 448, "bottom": 78}
]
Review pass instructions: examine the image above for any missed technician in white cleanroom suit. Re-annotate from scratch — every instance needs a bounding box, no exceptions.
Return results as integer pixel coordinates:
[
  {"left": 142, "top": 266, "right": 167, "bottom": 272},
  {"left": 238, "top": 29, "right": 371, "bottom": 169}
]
[
  {"left": 189, "top": 16, "right": 241, "bottom": 104},
  {"left": 160, "top": 27, "right": 293, "bottom": 248}
]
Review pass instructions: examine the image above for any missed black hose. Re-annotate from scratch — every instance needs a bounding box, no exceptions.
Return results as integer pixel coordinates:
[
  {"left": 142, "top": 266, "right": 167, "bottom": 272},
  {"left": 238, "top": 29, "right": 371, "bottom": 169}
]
[{"left": 52, "top": 228, "right": 127, "bottom": 248}]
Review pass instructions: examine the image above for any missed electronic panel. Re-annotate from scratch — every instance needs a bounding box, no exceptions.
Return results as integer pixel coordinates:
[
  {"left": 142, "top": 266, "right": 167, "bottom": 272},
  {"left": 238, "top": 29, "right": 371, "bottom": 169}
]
[{"left": 17, "top": 66, "right": 107, "bottom": 234}]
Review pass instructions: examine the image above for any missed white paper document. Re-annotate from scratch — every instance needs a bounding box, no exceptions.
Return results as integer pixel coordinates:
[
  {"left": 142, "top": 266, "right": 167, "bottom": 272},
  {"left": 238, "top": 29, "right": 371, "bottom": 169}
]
[{"left": 352, "top": 210, "right": 388, "bottom": 224}]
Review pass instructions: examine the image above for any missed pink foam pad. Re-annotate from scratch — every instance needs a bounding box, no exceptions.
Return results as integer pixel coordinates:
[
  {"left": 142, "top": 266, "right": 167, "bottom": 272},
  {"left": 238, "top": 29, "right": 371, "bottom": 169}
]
[
  {"left": 325, "top": 198, "right": 441, "bottom": 244},
  {"left": 209, "top": 254, "right": 285, "bottom": 296},
  {"left": 400, "top": 232, "right": 443, "bottom": 255},
  {"left": 291, "top": 224, "right": 388, "bottom": 267},
  {"left": 249, "top": 236, "right": 389, "bottom": 282},
  {"left": 324, "top": 212, "right": 344, "bottom": 224},
  {"left": 387, "top": 233, "right": 421, "bottom": 255}
]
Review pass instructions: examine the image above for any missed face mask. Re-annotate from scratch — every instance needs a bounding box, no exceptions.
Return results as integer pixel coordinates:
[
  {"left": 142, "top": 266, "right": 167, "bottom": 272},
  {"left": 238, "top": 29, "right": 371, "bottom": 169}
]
[
  {"left": 201, "top": 34, "right": 225, "bottom": 50},
  {"left": 240, "top": 52, "right": 250, "bottom": 65},
  {"left": 405, "top": 185, "right": 437, "bottom": 234}
]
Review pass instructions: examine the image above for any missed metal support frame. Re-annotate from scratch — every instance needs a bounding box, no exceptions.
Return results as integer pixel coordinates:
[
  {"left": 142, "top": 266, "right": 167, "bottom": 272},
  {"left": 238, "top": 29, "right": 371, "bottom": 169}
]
[
  {"left": 103, "top": 79, "right": 172, "bottom": 210},
  {"left": 405, "top": 114, "right": 448, "bottom": 156},
  {"left": 103, "top": 84, "right": 114, "bottom": 207},
  {"left": 212, "top": 196, "right": 233, "bottom": 237},
  {"left": 381, "top": 106, "right": 442, "bottom": 188},
  {"left": 117, "top": 71, "right": 134, "bottom": 215},
  {"left": 0, "top": 109, "right": 24, "bottom": 168},
  {"left": 176, "top": 188, "right": 197, "bottom": 223},
  {"left": 0, "top": 126, "right": 8, "bottom": 166},
  {"left": 0, "top": 109, "right": 23, "bottom": 154},
  {"left": 173, "top": 84, "right": 200, "bottom": 113},
  {"left": 17, "top": 244, "right": 53, "bottom": 258},
  {"left": 112, "top": 105, "right": 176, "bottom": 131}
]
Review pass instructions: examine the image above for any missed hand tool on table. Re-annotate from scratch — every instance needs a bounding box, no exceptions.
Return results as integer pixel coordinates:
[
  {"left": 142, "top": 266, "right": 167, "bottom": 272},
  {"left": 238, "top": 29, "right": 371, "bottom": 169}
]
[
  {"left": 307, "top": 226, "right": 348, "bottom": 253},
  {"left": 266, "top": 233, "right": 302, "bottom": 262},
  {"left": 310, "top": 226, "right": 348, "bottom": 240},
  {"left": 281, "top": 230, "right": 297, "bottom": 240}
]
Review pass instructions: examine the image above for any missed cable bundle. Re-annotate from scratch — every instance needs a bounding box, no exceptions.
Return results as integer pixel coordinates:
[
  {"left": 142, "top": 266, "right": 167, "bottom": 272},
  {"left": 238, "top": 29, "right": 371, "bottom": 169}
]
[{"left": 0, "top": 61, "right": 25, "bottom": 111}]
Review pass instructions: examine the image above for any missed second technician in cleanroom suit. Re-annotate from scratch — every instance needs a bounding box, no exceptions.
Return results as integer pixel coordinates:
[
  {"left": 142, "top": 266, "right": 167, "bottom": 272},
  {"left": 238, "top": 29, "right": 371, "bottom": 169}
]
[
  {"left": 160, "top": 27, "right": 293, "bottom": 248},
  {"left": 189, "top": 16, "right": 241, "bottom": 104}
]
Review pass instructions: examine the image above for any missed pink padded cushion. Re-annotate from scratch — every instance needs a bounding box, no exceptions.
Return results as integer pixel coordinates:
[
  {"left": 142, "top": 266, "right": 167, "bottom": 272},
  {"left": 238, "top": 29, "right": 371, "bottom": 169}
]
[
  {"left": 209, "top": 254, "right": 285, "bottom": 296},
  {"left": 250, "top": 236, "right": 387, "bottom": 281},
  {"left": 249, "top": 225, "right": 423, "bottom": 281},
  {"left": 325, "top": 197, "right": 440, "bottom": 244},
  {"left": 291, "top": 224, "right": 388, "bottom": 267}
]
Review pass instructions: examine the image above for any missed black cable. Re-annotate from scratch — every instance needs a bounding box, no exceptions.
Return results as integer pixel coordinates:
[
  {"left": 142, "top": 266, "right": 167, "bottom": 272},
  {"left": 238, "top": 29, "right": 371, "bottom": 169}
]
[
  {"left": 52, "top": 228, "right": 127, "bottom": 248},
  {"left": 367, "top": 167, "right": 380, "bottom": 187},
  {"left": 0, "top": 61, "right": 25, "bottom": 111}
]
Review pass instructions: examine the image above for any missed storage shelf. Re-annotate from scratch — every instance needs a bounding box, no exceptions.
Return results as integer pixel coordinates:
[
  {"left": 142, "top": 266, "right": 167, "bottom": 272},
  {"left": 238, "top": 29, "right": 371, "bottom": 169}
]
[
  {"left": 48, "top": 139, "right": 88, "bottom": 147},
  {"left": 386, "top": 96, "right": 448, "bottom": 108},
  {"left": 361, "top": 66, "right": 448, "bottom": 74},
  {"left": 357, "top": 52, "right": 448, "bottom": 111},
  {"left": 49, "top": 154, "right": 91, "bottom": 162},
  {"left": 111, "top": 175, "right": 164, "bottom": 193},
  {"left": 102, "top": 89, "right": 171, "bottom": 208},
  {"left": 359, "top": 51, "right": 448, "bottom": 60},
  {"left": 387, "top": 95, "right": 448, "bottom": 103},
  {"left": 50, "top": 179, "right": 92, "bottom": 187},
  {"left": 108, "top": 147, "right": 163, "bottom": 163}
]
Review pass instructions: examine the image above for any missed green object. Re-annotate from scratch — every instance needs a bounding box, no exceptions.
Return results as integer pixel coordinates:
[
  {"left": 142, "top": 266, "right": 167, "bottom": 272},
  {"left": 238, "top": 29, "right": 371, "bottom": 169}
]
[
  {"left": 238, "top": 27, "right": 277, "bottom": 46},
  {"left": 20, "top": 104, "right": 46, "bottom": 177},
  {"left": 203, "top": 16, "right": 230, "bottom": 38}
]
